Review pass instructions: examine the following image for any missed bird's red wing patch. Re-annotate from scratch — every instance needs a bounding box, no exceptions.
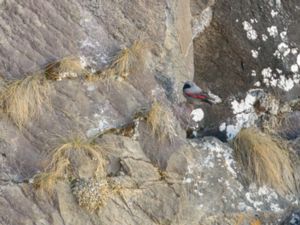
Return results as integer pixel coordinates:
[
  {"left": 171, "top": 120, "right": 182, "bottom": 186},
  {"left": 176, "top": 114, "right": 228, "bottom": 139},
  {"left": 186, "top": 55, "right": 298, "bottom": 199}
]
[{"left": 186, "top": 92, "right": 208, "bottom": 100}]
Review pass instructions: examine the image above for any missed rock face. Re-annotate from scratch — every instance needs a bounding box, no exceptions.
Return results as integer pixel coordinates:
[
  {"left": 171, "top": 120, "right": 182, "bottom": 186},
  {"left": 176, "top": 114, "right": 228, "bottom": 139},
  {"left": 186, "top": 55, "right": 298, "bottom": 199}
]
[
  {"left": 0, "top": 0, "right": 299, "bottom": 225},
  {"left": 193, "top": 0, "right": 300, "bottom": 140},
  {"left": 1, "top": 136, "right": 298, "bottom": 225}
]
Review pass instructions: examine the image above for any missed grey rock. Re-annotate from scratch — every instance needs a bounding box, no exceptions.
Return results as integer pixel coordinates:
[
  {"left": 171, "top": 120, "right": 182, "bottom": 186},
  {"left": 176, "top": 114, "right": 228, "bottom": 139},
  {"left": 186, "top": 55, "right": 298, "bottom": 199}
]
[
  {"left": 279, "top": 111, "right": 300, "bottom": 140},
  {"left": 281, "top": 209, "right": 300, "bottom": 225},
  {"left": 193, "top": 0, "right": 300, "bottom": 138},
  {"left": 0, "top": 0, "right": 299, "bottom": 224},
  {"left": 167, "top": 137, "right": 299, "bottom": 225}
]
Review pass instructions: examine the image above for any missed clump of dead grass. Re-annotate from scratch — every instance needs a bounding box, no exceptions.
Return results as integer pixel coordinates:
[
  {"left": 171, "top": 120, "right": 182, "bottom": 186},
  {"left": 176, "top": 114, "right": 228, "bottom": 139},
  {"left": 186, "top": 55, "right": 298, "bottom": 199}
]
[
  {"left": 87, "top": 41, "right": 149, "bottom": 81},
  {"left": 234, "top": 128, "right": 297, "bottom": 195},
  {"left": 45, "top": 56, "right": 89, "bottom": 81},
  {"left": 0, "top": 73, "right": 51, "bottom": 128},
  {"left": 33, "top": 158, "right": 70, "bottom": 194},
  {"left": 147, "top": 101, "right": 177, "bottom": 143},
  {"left": 33, "top": 136, "right": 108, "bottom": 193}
]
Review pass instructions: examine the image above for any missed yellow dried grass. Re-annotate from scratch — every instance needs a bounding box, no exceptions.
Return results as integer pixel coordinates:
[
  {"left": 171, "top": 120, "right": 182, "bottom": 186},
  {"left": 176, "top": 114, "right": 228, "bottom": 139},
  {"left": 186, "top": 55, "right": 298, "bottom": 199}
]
[
  {"left": 234, "top": 128, "right": 297, "bottom": 195},
  {"left": 88, "top": 41, "right": 148, "bottom": 81},
  {"left": 147, "top": 101, "right": 176, "bottom": 143},
  {"left": 0, "top": 73, "right": 51, "bottom": 128},
  {"left": 34, "top": 136, "right": 108, "bottom": 193},
  {"left": 45, "top": 56, "right": 89, "bottom": 80}
]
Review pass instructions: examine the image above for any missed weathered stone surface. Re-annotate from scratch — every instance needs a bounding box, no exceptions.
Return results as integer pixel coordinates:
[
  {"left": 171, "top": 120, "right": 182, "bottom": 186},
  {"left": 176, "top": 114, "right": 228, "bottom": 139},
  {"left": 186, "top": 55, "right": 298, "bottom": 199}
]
[
  {"left": 278, "top": 111, "right": 300, "bottom": 140},
  {"left": 167, "top": 137, "right": 298, "bottom": 225},
  {"left": 0, "top": 0, "right": 193, "bottom": 91},
  {"left": 0, "top": 0, "right": 300, "bottom": 224},
  {"left": 280, "top": 209, "right": 300, "bottom": 225},
  {"left": 1, "top": 134, "right": 299, "bottom": 225},
  {"left": 192, "top": 0, "right": 300, "bottom": 140}
]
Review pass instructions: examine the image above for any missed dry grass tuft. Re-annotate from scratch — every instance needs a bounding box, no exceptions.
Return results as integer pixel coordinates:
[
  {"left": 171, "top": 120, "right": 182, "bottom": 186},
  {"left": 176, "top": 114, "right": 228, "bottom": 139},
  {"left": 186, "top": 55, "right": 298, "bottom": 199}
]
[
  {"left": 0, "top": 73, "right": 51, "bottom": 128},
  {"left": 250, "top": 219, "right": 262, "bottom": 225},
  {"left": 33, "top": 136, "right": 108, "bottom": 193},
  {"left": 234, "top": 128, "right": 297, "bottom": 195},
  {"left": 33, "top": 158, "right": 70, "bottom": 194},
  {"left": 89, "top": 41, "right": 149, "bottom": 81},
  {"left": 234, "top": 214, "right": 245, "bottom": 225},
  {"left": 45, "top": 56, "right": 89, "bottom": 81},
  {"left": 147, "top": 101, "right": 177, "bottom": 143}
]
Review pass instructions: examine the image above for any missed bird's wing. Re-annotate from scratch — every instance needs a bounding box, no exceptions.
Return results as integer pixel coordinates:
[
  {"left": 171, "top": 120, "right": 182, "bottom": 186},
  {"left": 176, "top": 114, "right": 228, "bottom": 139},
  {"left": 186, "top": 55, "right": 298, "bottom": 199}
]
[
  {"left": 185, "top": 91, "right": 210, "bottom": 100},
  {"left": 190, "top": 84, "right": 203, "bottom": 93}
]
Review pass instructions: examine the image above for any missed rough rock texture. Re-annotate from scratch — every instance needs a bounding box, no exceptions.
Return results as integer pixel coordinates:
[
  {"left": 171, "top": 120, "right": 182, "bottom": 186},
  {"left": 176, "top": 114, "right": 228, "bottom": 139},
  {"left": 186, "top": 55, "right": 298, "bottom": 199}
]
[
  {"left": 193, "top": 0, "right": 300, "bottom": 139},
  {"left": 0, "top": 0, "right": 193, "bottom": 90},
  {"left": 1, "top": 136, "right": 298, "bottom": 225},
  {"left": 0, "top": 0, "right": 299, "bottom": 225}
]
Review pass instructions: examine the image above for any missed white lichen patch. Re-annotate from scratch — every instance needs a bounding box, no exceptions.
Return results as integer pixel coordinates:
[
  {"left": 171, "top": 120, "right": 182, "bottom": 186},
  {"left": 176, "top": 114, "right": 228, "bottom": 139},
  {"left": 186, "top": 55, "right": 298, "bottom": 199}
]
[
  {"left": 202, "top": 140, "right": 237, "bottom": 177},
  {"left": 242, "top": 21, "right": 258, "bottom": 40},
  {"left": 275, "top": 0, "right": 282, "bottom": 8},
  {"left": 262, "top": 34, "right": 268, "bottom": 41},
  {"left": 254, "top": 81, "right": 261, "bottom": 87},
  {"left": 183, "top": 177, "right": 193, "bottom": 184},
  {"left": 191, "top": 108, "right": 204, "bottom": 122},
  {"left": 86, "top": 100, "right": 117, "bottom": 137},
  {"left": 58, "top": 72, "right": 78, "bottom": 80},
  {"left": 192, "top": 7, "right": 212, "bottom": 39},
  {"left": 251, "top": 70, "right": 257, "bottom": 77},
  {"left": 80, "top": 56, "right": 89, "bottom": 68},
  {"left": 280, "top": 31, "right": 287, "bottom": 41},
  {"left": 274, "top": 50, "right": 281, "bottom": 59},
  {"left": 231, "top": 93, "right": 256, "bottom": 114},
  {"left": 132, "top": 119, "right": 140, "bottom": 141},
  {"left": 277, "top": 75, "right": 294, "bottom": 91},
  {"left": 261, "top": 66, "right": 297, "bottom": 91},
  {"left": 251, "top": 50, "right": 259, "bottom": 58},
  {"left": 219, "top": 122, "right": 226, "bottom": 132},
  {"left": 262, "top": 67, "right": 273, "bottom": 83},
  {"left": 238, "top": 202, "right": 253, "bottom": 211},
  {"left": 244, "top": 184, "right": 284, "bottom": 212},
  {"left": 267, "top": 26, "right": 278, "bottom": 38},
  {"left": 277, "top": 42, "right": 290, "bottom": 57},
  {"left": 87, "top": 118, "right": 110, "bottom": 138},
  {"left": 297, "top": 54, "right": 300, "bottom": 66},
  {"left": 271, "top": 10, "right": 278, "bottom": 17},
  {"left": 291, "top": 48, "right": 298, "bottom": 55},
  {"left": 225, "top": 90, "right": 260, "bottom": 140},
  {"left": 291, "top": 64, "right": 299, "bottom": 73},
  {"left": 270, "top": 203, "right": 282, "bottom": 213},
  {"left": 87, "top": 84, "right": 96, "bottom": 92},
  {"left": 293, "top": 74, "right": 300, "bottom": 84},
  {"left": 226, "top": 125, "right": 240, "bottom": 140}
]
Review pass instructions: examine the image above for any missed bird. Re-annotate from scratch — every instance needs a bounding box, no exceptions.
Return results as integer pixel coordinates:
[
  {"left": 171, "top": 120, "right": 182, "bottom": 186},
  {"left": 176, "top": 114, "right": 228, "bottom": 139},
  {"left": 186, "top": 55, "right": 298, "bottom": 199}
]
[{"left": 182, "top": 81, "right": 222, "bottom": 106}]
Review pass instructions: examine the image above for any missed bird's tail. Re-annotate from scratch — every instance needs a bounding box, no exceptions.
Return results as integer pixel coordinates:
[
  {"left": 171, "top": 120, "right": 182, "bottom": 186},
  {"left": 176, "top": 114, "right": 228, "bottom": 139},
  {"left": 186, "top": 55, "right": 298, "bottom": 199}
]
[{"left": 206, "top": 91, "right": 222, "bottom": 104}]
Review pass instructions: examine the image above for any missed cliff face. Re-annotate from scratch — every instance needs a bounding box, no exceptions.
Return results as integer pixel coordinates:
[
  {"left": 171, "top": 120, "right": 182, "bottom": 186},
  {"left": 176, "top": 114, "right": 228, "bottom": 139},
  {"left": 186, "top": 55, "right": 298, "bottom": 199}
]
[
  {"left": 193, "top": 0, "right": 300, "bottom": 140},
  {"left": 0, "top": 0, "right": 299, "bottom": 225}
]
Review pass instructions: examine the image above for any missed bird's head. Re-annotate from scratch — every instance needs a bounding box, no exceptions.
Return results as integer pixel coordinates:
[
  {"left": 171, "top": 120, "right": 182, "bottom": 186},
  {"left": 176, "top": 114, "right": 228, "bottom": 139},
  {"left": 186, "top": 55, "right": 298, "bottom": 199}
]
[{"left": 182, "top": 81, "right": 194, "bottom": 91}]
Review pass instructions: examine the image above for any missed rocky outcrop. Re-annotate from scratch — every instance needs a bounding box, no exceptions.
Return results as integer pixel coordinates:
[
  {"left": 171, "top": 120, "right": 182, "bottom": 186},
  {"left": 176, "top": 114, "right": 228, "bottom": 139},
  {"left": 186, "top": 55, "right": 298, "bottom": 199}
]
[
  {"left": 1, "top": 136, "right": 298, "bottom": 225},
  {"left": 0, "top": 0, "right": 193, "bottom": 89},
  {"left": 0, "top": 0, "right": 299, "bottom": 225},
  {"left": 193, "top": 0, "right": 300, "bottom": 140}
]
